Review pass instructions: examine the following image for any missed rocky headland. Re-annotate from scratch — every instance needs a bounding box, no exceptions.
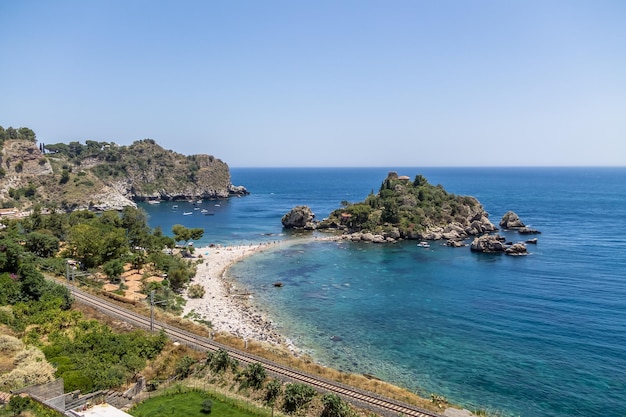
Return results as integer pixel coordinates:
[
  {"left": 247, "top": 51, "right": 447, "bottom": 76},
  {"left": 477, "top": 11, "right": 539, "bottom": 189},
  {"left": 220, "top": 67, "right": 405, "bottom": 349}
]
[{"left": 0, "top": 128, "right": 248, "bottom": 212}]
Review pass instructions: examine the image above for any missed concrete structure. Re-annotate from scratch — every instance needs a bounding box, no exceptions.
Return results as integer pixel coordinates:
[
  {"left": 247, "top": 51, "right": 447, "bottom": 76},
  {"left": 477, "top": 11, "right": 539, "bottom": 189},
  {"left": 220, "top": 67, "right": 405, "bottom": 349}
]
[{"left": 68, "top": 403, "right": 132, "bottom": 417}]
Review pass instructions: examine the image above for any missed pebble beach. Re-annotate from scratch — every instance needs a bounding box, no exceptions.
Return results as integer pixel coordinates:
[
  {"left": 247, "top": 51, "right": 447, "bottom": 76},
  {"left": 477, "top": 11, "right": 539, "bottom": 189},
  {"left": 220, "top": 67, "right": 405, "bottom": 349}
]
[{"left": 182, "top": 241, "right": 299, "bottom": 352}]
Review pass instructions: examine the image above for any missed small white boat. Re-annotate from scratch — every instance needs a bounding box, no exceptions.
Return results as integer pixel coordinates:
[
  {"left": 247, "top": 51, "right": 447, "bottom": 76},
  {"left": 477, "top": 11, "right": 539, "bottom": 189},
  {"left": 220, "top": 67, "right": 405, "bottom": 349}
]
[
  {"left": 183, "top": 211, "right": 193, "bottom": 216},
  {"left": 172, "top": 204, "right": 178, "bottom": 209},
  {"left": 417, "top": 241, "right": 430, "bottom": 248},
  {"left": 200, "top": 209, "right": 209, "bottom": 214}
]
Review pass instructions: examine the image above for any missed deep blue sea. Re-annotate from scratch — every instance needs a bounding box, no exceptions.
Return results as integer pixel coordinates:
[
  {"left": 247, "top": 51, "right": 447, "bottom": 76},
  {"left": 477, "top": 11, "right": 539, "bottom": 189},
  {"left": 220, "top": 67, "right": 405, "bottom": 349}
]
[{"left": 139, "top": 167, "right": 626, "bottom": 417}]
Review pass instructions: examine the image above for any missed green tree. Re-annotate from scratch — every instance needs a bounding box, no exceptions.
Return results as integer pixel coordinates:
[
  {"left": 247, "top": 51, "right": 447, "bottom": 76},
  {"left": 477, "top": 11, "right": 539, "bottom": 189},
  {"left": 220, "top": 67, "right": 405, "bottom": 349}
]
[
  {"left": 102, "top": 259, "right": 125, "bottom": 281},
  {"left": 321, "top": 393, "right": 353, "bottom": 417},
  {"left": 265, "top": 379, "right": 282, "bottom": 407},
  {"left": 346, "top": 204, "right": 371, "bottom": 228},
  {"left": 172, "top": 224, "right": 204, "bottom": 246},
  {"left": 9, "top": 395, "right": 31, "bottom": 416},
  {"left": 413, "top": 174, "right": 429, "bottom": 187},
  {"left": 207, "top": 349, "right": 234, "bottom": 373},
  {"left": 0, "top": 272, "right": 21, "bottom": 305},
  {"left": 282, "top": 383, "right": 316, "bottom": 414},
  {"left": 6, "top": 127, "right": 18, "bottom": 140},
  {"left": 18, "top": 262, "right": 46, "bottom": 301},
  {"left": 66, "top": 221, "right": 128, "bottom": 268},
  {"left": 24, "top": 231, "right": 60, "bottom": 258},
  {"left": 381, "top": 200, "right": 400, "bottom": 224},
  {"left": 242, "top": 362, "right": 266, "bottom": 390},
  {"left": 60, "top": 169, "right": 70, "bottom": 184},
  {"left": 0, "top": 237, "right": 25, "bottom": 272},
  {"left": 175, "top": 355, "right": 196, "bottom": 378},
  {"left": 121, "top": 207, "right": 152, "bottom": 250},
  {"left": 17, "top": 127, "right": 36, "bottom": 141}
]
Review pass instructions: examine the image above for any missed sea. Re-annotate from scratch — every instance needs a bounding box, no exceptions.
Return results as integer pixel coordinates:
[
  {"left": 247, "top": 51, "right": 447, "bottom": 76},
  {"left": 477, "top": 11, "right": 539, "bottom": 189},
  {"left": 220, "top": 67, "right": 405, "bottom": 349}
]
[{"left": 139, "top": 167, "right": 626, "bottom": 417}]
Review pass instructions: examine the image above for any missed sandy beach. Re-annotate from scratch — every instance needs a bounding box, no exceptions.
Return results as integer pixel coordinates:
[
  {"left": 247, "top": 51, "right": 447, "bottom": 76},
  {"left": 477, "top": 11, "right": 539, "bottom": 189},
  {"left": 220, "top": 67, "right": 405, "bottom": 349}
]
[{"left": 182, "top": 241, "right": 299, "bottom": 352}]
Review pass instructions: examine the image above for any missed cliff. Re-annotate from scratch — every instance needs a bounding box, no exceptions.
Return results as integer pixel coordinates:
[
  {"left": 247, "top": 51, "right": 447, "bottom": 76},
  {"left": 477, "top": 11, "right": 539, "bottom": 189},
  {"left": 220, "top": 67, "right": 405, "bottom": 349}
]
[{"left": 0, "top": 134, "right": 247, "bottom": 212}]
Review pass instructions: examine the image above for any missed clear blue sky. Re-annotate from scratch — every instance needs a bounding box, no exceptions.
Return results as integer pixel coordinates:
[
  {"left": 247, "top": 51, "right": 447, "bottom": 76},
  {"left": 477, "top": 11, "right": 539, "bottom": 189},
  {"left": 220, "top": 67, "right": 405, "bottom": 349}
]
[{"left": 1, "top": 1, "right": 625, "bottom": 167}]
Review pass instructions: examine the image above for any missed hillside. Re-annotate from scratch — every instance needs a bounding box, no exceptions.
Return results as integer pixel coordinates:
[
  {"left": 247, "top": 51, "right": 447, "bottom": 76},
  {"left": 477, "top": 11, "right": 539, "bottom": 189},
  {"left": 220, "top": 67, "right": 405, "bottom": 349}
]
[{"left": 0, "top": 127, "right": 247, "bottom": 212}]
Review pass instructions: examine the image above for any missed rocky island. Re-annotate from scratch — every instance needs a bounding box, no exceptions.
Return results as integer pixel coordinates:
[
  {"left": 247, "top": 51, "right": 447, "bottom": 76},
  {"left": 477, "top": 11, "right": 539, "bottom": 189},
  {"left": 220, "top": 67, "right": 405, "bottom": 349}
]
[
  {"left": 0, "top": 126, "right": 248, "bottom": 212},
  {"left": 283, "top": 171, "right": 539, "bottom": 255}
]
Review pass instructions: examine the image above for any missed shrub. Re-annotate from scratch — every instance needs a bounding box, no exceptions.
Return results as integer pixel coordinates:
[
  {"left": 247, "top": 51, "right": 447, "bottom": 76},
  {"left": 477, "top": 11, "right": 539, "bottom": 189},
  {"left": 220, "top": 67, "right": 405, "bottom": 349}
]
[
  {"left": 201, "top": 398, "right": 213, "bottom": 414},
  {"left": 321, "top": 393, "right": 353, "bottom": 417},
  {"left": 0, "top": 346, "right": 55, "bottom": 390},
  {"left": 206, "top": 349, "right": 235, "bottom": 373},
  {"left": 282, "top": 383, "right": 316, "bottom": 414},
  {"left": 9, "top": 395, "right": 31, "bottom": 416},
  {"left": 0, "top": 334, "right": 22, "bottom": 352},
  {"left": 175, "top": 355, "right": 196, "bottom": 378},
  {"left": 264, "top": 379, "right": 282, "bottom": 406},
  {"left": 187, "top": 283, "right": 206, "bottom": 299},
  {"left": 242, "top": 362, "right": 266, "bottom": 390}
]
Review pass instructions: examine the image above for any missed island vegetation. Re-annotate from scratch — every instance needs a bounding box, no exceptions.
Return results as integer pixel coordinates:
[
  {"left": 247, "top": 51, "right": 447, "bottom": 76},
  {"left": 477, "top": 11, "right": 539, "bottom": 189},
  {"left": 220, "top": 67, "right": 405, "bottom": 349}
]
[{"left": 284, "top": 171, "right": 497, "bottom": 244}]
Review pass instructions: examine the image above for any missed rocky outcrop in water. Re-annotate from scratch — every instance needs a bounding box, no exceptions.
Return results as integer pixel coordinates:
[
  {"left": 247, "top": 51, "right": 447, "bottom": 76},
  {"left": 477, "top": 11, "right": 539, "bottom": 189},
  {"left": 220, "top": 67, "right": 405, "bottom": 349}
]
[
  {"left": 500, "top": 211, "right": 541, "bottom": 235},
  {"left": 281, "top": 205, "right": 316, "bottom": 229},
  {"left": 470, "top": 234, "right": 528, "bottom": 256},
  {"left": 500, "top": 211, "right": 525, "bottom": 229}
]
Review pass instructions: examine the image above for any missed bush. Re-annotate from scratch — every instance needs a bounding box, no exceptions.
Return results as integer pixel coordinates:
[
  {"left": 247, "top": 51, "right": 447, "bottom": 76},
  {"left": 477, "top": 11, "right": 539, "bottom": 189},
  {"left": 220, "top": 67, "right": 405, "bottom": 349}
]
[
  {"left": 0, "top": 334, "right": 23, "bottom": 352},
  {"left": 241, "top": 362, "right": 266, "bottom": 390},
  {"left": 187, "top": 283, "right": 206, "bottom": 299},
  {"left": 321, "top": 393, "right": 353, "bottom": 417},
  {"left": 0, "top": 346, "right": 55, "bottom": 391},
  {"left": 200, "top": 398, "right": 213, "bottom": 414},
  {"left": 264, "top": 379, "right": 282, "bottom": 406},
  {"left": 175, "top": 355, "right": 196, "bottom": 378},
  {"left": 282, "top": 383, "right": 317, "bottom": 414},
  {"left": 9, "top": 395, "right": 31, "bottom": 416},
  {"left": 206, "top": 349, "right": 236, "bottom": 373}
]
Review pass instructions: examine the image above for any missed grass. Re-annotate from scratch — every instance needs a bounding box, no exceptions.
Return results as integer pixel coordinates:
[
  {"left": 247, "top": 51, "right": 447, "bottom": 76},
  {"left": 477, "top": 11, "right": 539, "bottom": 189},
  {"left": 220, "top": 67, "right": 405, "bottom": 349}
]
[{"left": 129, "top": 386, "right": 270, "bottom": 417}]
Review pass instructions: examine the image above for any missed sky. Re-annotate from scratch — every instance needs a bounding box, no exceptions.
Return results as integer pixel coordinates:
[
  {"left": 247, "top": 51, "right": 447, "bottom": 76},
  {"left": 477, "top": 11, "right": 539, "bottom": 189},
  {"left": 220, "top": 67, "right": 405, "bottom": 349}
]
[{"left": 1, "top": 1, "right": 625, "bottom": 167}]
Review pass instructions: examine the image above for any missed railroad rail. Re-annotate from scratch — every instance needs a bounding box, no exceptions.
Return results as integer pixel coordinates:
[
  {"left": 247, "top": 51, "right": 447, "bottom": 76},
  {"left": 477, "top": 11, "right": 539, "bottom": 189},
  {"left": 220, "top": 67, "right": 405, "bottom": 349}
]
[{"left": 67, "top": 285, "right": 442, "bottom": 417}]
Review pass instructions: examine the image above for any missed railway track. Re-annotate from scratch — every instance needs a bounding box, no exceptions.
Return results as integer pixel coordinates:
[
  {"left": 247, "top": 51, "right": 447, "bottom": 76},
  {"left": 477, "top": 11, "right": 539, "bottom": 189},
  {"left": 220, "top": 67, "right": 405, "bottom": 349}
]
[{"left": 67, "top": 285, "right": 442, "bottom": 417}]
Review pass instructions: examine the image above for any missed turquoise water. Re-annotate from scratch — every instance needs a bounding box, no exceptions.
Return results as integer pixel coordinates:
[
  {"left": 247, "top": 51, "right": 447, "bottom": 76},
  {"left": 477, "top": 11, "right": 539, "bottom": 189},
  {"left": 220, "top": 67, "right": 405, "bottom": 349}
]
[{"left": 141, "top": 167, "right": 626, "bottom": 417}]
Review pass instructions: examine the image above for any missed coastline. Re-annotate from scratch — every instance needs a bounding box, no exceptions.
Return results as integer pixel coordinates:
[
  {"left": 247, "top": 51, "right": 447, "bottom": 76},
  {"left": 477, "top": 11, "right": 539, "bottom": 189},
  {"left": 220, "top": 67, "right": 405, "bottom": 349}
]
[
  {"left": 182, "top": 240, "right": 298, "bottom": 352},
  {"left": 182, "top": 235, "right": 342, "bottom": 354}
]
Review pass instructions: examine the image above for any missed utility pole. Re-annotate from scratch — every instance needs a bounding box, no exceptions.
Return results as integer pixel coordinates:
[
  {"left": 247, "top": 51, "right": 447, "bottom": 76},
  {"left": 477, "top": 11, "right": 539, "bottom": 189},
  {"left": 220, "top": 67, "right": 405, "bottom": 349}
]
[{"left": 149, "top": 290, "right": 168, "bottom": 331}]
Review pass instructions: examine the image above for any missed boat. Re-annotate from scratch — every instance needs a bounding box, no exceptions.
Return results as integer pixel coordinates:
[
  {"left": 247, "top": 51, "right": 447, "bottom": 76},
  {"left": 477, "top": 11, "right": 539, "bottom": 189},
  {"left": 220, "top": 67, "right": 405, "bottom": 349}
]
[
  {"left": 183, "top": 212, "right": 193, "bottom": 216},
  {"left": 200, "top": 209, "right": 208, "bottom": 214},
  {"left": 172, "top": 204, "right": 178, "bottom": 209},
  {"left": 417, "top": 241, "right": 430, "bottom": 248},
  {"left": 147, "top": 200, "right": 160, "bottom": 205}
]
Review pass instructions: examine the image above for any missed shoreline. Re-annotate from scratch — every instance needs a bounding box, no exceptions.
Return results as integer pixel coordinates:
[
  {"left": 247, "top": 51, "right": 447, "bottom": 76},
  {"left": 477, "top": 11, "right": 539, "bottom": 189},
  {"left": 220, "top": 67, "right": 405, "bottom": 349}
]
[
  {"left": 182, "top": 239, "right": 302, "bottom": 353},
  {"left": 182, "top": 235, "right": 342, "bottom": 354},
  {"left": 182, "top": 237, "right": 475, "bottom": 417}
]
